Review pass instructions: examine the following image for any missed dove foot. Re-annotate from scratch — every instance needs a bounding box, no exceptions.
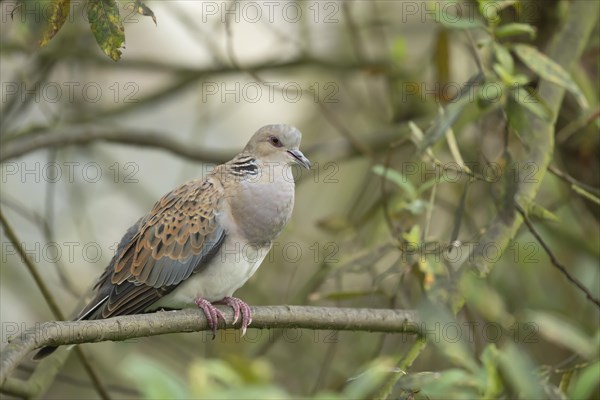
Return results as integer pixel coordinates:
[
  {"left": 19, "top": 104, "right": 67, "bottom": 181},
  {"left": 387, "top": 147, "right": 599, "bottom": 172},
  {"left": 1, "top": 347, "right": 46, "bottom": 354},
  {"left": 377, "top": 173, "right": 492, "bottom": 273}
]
[
  {"left": 219, "top": 297, "right": 252, "bottom": 336},
  {"left": 194, "top": 297, "right": 225, "bottom": 338}
]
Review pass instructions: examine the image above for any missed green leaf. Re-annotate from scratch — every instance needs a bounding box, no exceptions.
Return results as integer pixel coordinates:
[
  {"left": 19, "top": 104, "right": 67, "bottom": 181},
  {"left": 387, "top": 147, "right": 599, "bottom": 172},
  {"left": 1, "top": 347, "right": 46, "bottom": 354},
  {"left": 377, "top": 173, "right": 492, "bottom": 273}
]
[
  {"left": 478, "top": 0, "right": 518, "bottom": 23},
  {"left": 495, "top": 23, "right": 536, "bottom": 39},
  {"left": 493, "top": 42, "right": 514, "bottom": 74},
  {"left": 569, "top": 362, "right": 600, "bottom": 400},
  {"left": 510, "top": 85, "right": 553, "bottom": 121},
  {"left": 402, "top": 225, "right": 421, "bottom": 246},
  {"left": 122, "top": 354, "right": 190, "bottom": 399},
  {"left": 498, "top": 343, "right": 545, "bottom": 399},
  {"left": 480, "top": 344, "right": 502, "bottom": 398},
  {"left": 40, "top": 0, "right": 71, "bottom": 47},
  {"left": 527, "top": 311, "right": 597, "bottom": 359},
  {"left": 513, "top": 44, "right": 589, "bottom": 109},
  {"left": 493, "top": 64, "right": 528, "bottom": 86},
  {"left": 88, "top": 0, "right": 125, "bottom": 61},
  {"left": 372, "top": 165, "right": 417, "bottom": 200}
]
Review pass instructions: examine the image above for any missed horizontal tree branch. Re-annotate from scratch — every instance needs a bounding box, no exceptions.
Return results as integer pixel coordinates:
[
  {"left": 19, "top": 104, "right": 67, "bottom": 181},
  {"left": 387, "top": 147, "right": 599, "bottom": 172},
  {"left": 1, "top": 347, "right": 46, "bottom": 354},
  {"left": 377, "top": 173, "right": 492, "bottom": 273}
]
[
  {"left": 0, "top": 129, "right": 233, "bottom": 164},
  {"left": 0, "top": 306, "right": 419, "bottom": 386}
]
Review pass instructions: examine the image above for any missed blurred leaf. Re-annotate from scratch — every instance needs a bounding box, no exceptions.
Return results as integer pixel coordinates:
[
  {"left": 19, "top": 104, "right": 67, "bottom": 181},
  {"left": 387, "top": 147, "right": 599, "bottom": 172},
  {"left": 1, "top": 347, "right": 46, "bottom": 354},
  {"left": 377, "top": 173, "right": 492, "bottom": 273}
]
[
  {"left": 493, "top": 43, "right": 514, "bottom": 73},
  {"left": 88, "top": 0, "right": 125, "bottom": 61},
  {"left": 40, "top": 0, "right": 70, "bottom": 47},
  {"left": 344, "top": 357, "right": 397, "bottom": 398},
  {"left": 480, "top": 344, "right": 502, "bottom": 398},
  {"left": 402, "top": 225, "right": 421, "bottom": 246},
  {"left": 460, "top": 273, "right": 515, "bottom": 327},
  {"left": 392, "top": 37, "right": 406, "bottom": 62},
  {"left": 322, "top": 290, "right": 383, "bottom": 301},
  {"left": 418, "top": 301, "right": 479, "bottom": 373},
  {"left": 495, "top": 23, "right": 537, "bottom": 39},
  {"left": 478, "top": 0, "right": 517, "bottom": 24},
  {"left": 122, "top": 354, "right": 190, "bottom": 399},
  {"left": 569, "top": 361, "right": 600, "bottom": 399},
  {"left": 541, "top": 381, "right": 569, "bottom": 400},
  {"left": 510, "top": 85, "right": 553, "bottom": 121},
  {"left": 527, "top": 311, "right": 597, "bottom": 358},
  {"left": 188, "top": 358, "right": 288, "bottom": 399},
  {"left": 411, "top": 369, "right": 481, "bottom": 399},
  {"left": 373, "top": 165, "right": 417, "bottom": 200},
  {"left": 527, "top": 202, "right": 560, "bottom": 222},
  {"left": 316, "top": 215, "right": 353, "bottom": 233},
  {"left": 131, "top": 0, "right": 157, "bottom": 25},
  {"left": 513, "top": 44, "right": 589, "bottom": 109},
  {"left": 493, "top": 64, "right": 529, "bottom": 86},
  {"left": 498, "top": 343, "right": 546, "bottom": 399},
  {"left": 224, "top": 355, "right": 274, "bottom": 384}
]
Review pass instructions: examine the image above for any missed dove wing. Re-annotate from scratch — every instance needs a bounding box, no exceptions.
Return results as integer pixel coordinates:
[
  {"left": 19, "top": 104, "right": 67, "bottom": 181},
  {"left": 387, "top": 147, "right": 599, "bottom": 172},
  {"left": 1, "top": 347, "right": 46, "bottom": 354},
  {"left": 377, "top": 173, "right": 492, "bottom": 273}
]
[{"left": 78, "top": 178, "right": 226, "bottom": 320}]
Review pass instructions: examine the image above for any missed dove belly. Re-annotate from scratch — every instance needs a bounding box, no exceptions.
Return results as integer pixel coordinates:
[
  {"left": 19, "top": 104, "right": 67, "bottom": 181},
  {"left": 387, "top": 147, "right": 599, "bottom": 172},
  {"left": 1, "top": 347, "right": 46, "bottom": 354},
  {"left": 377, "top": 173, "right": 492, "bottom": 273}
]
[{"left": 151, "top": 241, "right": 271, "bottom": 309}]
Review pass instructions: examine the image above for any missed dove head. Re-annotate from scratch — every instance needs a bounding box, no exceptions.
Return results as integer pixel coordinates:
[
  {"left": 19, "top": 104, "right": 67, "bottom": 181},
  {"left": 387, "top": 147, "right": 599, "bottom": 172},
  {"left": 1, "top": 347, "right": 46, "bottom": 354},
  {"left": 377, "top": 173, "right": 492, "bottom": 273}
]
[{"left": 244, "top": 124, "right": 311, "bottom": 169}]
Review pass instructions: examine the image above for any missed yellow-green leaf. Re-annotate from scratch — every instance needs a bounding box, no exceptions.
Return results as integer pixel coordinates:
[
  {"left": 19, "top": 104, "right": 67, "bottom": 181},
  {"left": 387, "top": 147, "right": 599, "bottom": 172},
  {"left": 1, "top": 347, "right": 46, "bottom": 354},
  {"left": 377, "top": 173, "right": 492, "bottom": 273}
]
[
  {"left": 40, "top": 0, "right": 71, "bottom": 47},
  {"left": 513, "top": 44, "right": 589, "bottom": 109},
  {"left": 569, "top": 361, "right": 600, "bottom": 400},
  {"left": 495, "top": 23, "right": 536, "bottom": 39},
  {"left": 88, "top": 0, "right": 125, "bottom": 61}
]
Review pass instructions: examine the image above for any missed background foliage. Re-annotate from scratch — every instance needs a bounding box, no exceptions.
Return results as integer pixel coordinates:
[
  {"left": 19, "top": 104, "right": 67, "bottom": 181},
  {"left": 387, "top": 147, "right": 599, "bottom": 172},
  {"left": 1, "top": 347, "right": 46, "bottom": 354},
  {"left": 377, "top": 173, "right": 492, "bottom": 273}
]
[{"left": 1, "top": 0, "right": 599, "bottom": 398}]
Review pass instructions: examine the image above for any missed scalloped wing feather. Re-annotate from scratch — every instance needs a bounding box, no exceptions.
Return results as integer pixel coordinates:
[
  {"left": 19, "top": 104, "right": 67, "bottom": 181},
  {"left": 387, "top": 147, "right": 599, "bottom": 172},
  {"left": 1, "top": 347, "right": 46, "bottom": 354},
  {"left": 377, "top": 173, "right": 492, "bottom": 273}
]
[
  {"left": 112, "top": 178, "right": 224, "bottom": 288},
  {"left": 74, "top": 177, "right": 226, "bottom": 321}
]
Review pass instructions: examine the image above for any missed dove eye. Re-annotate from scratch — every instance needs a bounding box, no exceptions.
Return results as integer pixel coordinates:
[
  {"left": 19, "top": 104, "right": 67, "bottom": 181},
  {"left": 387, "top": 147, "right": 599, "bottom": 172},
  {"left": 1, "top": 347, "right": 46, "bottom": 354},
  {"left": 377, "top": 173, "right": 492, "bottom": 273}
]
[{"left": 269, "top": 136, "right": 283, "bottom": 147}]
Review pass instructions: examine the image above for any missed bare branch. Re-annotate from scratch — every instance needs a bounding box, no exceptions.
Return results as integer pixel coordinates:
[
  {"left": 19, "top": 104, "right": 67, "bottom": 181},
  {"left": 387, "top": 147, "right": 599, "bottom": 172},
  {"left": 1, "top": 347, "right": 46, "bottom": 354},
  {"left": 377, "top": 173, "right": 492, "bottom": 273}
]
[
  {"left": 0, "top": 306, "right": 419, "bottom": 386},
  {"left": 0, "top": 129, "right": 233, "bottom": 164}
]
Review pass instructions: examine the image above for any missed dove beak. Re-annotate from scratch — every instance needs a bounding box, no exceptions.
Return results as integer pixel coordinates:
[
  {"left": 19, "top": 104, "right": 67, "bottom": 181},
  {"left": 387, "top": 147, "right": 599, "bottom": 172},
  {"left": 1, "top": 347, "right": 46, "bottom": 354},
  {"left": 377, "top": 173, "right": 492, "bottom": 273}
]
[{"left": 287, "top": 149, "right": 311, "bottom": 169}]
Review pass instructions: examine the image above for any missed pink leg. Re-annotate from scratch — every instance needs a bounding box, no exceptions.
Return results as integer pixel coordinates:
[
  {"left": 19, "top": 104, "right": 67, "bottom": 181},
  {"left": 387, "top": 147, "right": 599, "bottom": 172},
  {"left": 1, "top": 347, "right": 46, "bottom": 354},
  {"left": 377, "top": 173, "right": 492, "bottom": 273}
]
[
  {"left": 194, "top": 297, "right": 225, "bottom": 338},
  {"left": 220, "top": 297, "right": 252, "bottom": 336}
]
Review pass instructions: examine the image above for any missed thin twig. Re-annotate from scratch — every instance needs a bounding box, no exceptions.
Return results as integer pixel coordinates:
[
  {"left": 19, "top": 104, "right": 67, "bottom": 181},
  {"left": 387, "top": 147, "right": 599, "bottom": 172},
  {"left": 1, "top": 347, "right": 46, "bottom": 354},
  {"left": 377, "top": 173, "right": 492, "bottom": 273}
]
[
  {"left": 548, "top": 165, "right": 600, "bottom": 198},
  {"left": 0, "top": 210, "right": 112, "bottom": 399},
  {"left": 0, "top": 210, "right": 65, "bottom": 320},
  {"left": 515, "top": 203, "right": 600, "bottom": 308}
]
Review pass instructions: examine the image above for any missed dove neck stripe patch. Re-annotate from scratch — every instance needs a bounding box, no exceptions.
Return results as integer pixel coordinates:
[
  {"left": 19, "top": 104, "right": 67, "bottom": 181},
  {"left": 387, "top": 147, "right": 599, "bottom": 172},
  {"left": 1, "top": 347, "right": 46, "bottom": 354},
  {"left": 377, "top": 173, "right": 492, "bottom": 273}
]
[{"left": 230, "top": 158, "right": 259, "bottom": 176}]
